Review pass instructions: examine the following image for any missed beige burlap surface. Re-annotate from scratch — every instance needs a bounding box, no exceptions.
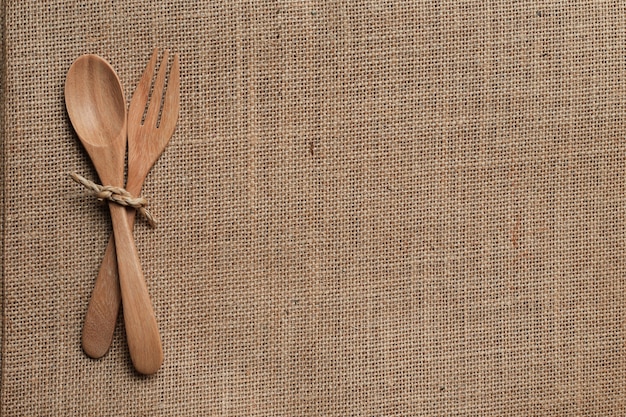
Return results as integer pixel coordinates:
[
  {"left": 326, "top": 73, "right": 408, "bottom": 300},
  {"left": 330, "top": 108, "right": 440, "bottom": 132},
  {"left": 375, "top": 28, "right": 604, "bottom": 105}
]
[
  {"left": 0, "top": 0, "right": 4, "bottom": 382},
  {"left": 1, "top": 1, "right": 626, "bottom": 415}
]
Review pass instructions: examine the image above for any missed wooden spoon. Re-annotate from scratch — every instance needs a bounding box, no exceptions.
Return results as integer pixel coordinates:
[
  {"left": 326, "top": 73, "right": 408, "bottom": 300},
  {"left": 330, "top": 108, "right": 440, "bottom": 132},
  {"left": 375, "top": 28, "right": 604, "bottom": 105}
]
[{"left": 65, "top": 54, "right": 163, "bottom": 375}]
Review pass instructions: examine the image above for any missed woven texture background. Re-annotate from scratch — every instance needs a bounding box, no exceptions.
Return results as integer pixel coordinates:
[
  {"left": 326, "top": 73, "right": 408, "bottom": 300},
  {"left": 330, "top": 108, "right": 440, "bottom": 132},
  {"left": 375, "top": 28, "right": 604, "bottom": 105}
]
[{"left": 2, "top": 1, "right": 626, "bottom": 415}]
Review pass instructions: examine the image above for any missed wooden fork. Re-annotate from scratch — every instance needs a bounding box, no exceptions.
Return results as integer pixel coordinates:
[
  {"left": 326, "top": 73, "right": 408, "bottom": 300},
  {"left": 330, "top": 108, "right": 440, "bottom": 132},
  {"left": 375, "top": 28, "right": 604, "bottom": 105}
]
[{"left": 82, "top": 49, "right": 180, "bottom": 374}]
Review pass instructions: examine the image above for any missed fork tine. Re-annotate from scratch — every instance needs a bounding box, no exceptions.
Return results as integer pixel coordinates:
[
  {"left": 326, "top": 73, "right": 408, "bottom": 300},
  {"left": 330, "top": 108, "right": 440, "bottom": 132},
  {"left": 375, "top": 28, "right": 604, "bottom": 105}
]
[
  {"left": 129, "top": 48, "right": 158, "bottom": 130},
  {"left": 144, "top": 50, "right": 169, "bottom": 128},
  {"left": 158, "top": 53, "right": 180, "bottom": 141}
]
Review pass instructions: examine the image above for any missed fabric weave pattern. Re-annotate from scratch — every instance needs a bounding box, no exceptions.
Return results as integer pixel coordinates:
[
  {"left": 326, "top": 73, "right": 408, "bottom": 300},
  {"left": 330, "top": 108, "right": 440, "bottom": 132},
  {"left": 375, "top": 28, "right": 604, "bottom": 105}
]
[{"left": 1, "top": 1, "right": 625, "bottom": 415}]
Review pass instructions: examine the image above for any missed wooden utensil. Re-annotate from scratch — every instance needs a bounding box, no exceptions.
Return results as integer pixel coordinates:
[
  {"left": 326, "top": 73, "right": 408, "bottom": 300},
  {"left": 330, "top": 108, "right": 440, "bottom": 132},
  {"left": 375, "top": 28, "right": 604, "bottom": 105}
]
[
  {"left": 65, "top": 54, "right": 163, "bottom": 375},
  {"left": 81, "top": 49, "right": 179, "bottom": 360}
]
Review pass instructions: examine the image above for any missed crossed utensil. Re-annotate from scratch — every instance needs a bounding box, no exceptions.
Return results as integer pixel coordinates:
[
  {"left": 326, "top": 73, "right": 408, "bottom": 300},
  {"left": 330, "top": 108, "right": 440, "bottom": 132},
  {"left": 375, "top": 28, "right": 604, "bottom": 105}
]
[{"left": 65, "top": 49, "right": 180, "bottom": 375}]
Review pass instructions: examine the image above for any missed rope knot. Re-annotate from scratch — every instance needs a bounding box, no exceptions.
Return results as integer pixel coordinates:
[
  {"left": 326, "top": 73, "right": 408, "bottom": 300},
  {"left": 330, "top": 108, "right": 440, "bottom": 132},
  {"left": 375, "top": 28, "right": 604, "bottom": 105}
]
[{"left": 71, "top": 172, "right": 156, "bottom": 227}]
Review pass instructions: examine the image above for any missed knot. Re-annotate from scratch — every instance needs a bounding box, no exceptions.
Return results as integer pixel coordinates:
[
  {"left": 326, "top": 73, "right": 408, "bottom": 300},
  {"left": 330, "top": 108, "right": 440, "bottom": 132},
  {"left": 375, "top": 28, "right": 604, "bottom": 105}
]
[{"left": 71, "top": 173, "right": 156, "bottom": 227}]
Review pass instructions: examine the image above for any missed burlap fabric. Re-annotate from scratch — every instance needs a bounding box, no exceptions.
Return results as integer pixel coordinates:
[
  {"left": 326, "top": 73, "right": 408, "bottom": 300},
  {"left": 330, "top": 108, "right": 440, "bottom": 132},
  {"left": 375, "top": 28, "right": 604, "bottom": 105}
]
[{"left": 1, "top": 1, "right": 626, "bottom": 415}]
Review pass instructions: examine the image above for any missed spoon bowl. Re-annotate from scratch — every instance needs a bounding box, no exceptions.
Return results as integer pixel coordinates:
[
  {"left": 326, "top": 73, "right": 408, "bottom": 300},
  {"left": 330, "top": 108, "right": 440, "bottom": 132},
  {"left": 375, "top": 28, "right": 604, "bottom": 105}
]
[{"left": 65, "top": 55, "right": 126, "bottom": 184}]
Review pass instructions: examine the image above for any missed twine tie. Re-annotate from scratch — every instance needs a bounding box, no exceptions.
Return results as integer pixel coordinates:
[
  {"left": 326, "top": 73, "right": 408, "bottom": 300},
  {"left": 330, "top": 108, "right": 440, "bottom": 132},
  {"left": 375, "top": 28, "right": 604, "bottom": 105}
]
[{"left": 71, "top": 172, "right": 156, "bottom": 227}]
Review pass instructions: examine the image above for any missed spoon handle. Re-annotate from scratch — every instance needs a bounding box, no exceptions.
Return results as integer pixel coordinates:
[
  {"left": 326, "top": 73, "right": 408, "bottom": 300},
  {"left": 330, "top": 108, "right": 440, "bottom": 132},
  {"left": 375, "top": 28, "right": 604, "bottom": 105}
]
[{"left": 108, "top": 203, "right": 163, "bottom": 375}]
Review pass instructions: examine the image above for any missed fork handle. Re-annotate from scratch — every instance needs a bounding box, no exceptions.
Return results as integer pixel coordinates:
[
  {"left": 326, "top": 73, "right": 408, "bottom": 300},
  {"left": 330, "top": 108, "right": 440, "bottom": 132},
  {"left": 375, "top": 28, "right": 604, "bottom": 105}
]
[
  {"left": 109, "top": 203, "right": 163, "bottom": 375},
  {"left": 81, "top": 232, "right": 120, "bottom": 358},
  {"left": 81, "top": 207, "right": 138, "bottom": 359}
]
